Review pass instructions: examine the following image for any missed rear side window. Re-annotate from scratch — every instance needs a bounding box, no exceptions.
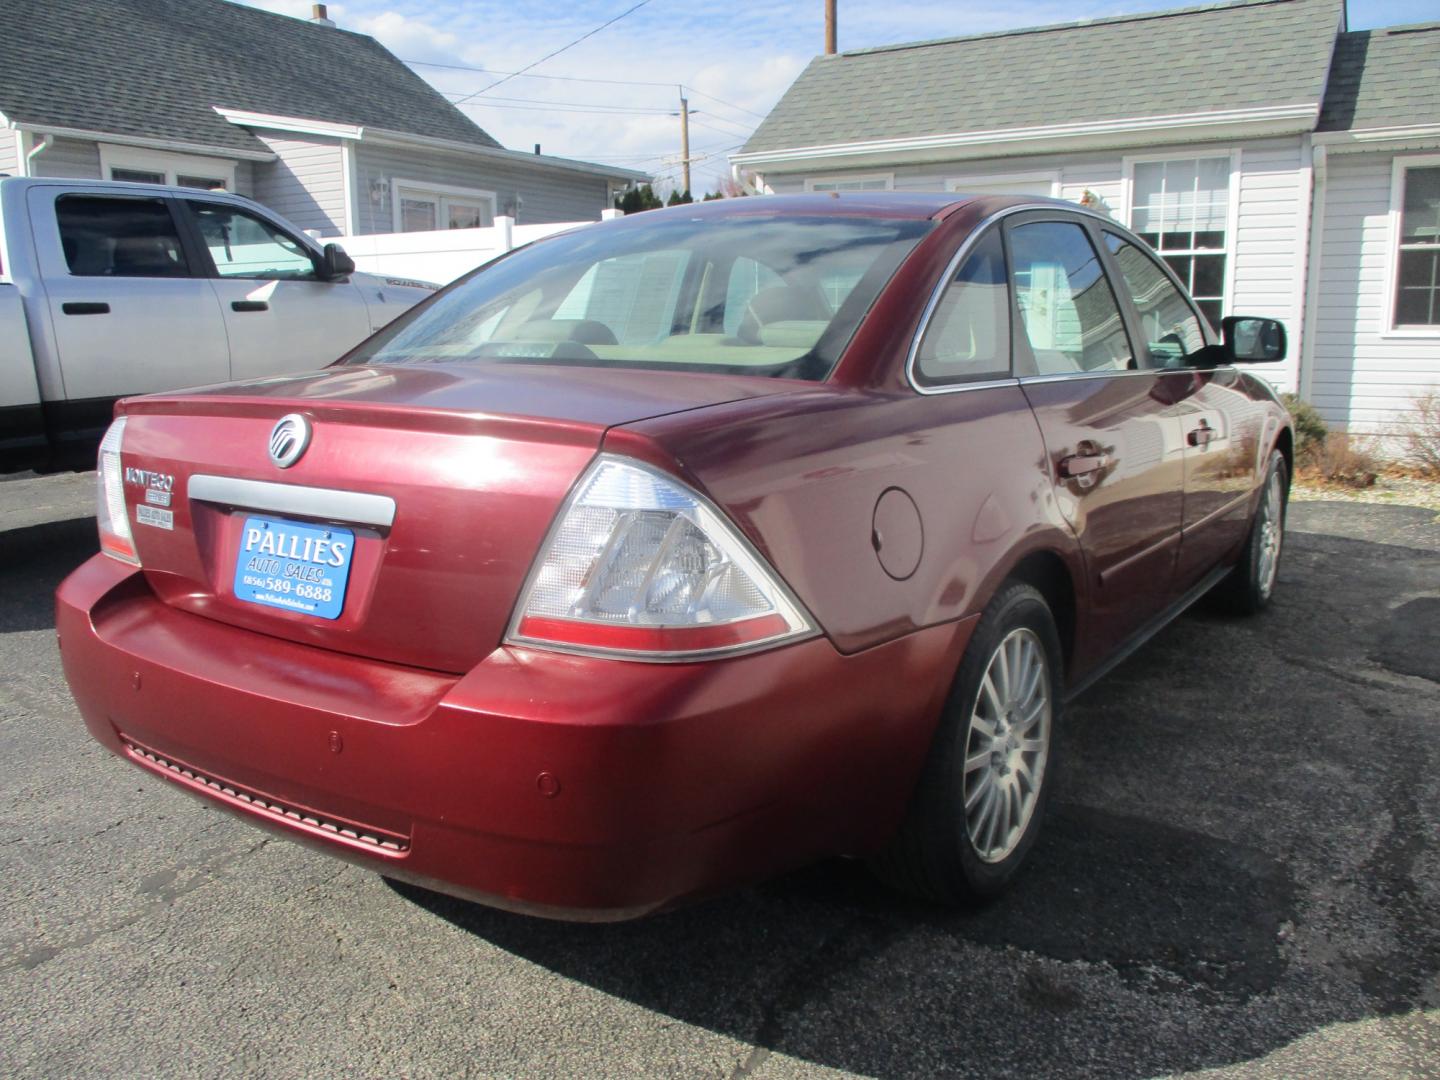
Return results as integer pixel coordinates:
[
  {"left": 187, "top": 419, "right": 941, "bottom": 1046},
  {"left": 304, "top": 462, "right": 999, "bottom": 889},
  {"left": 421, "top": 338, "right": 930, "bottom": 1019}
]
[
  {"left": 1008, "top": 220, "right": 1132, "bottom": 376},
  {"left": 1103, "top": 232, "right": 1207, "bottom": 368},
  {"left": 914, "top": 228, "right": 1011, "bottom": 387},
  {"left": 55, "top": 195, "right": 190, "bottom": 278}
]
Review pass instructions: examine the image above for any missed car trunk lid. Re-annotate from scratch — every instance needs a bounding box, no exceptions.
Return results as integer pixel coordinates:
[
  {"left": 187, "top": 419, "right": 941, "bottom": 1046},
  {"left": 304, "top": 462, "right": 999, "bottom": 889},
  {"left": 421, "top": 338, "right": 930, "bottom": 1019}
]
[{"left": 115, "top": 363, "right": 794, "bottom": 673}]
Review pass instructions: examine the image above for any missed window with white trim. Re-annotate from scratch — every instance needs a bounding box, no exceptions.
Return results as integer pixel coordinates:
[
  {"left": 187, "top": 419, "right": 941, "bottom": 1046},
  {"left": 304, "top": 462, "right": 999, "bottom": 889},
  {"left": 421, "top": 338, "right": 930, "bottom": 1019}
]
[
  {"left": 1129, "top": 157, "right": 1230, "bottom": 330},
  {"left": 98, "top": 145, "right": 236, "bottom": 191},
  {"left": 1394, "top": 164, "right": 1440, "bottom": 328},
  {"left": 391, "top": 180, "right": 496, "bottom": 232},
  {"left": 804, "top": 174, "right": 893, "bottom": 192}
]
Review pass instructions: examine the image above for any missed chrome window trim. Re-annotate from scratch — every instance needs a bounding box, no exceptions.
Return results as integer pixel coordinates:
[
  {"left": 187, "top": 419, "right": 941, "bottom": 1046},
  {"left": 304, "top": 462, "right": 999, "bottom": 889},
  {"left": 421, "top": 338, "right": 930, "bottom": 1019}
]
[
  {"left": 188, "top": 474, "right": 396, "bottom": 527},
  {"left": 905, "top": 202, "right": 1190, "bottom": 396}
]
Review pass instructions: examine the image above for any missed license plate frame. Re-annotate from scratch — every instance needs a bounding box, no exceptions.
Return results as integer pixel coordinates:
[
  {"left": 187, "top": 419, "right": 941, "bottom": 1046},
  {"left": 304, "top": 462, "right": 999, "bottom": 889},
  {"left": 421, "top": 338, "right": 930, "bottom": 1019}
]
[{"left": 232, "top": 515, "right": 355, "bottom": 620}]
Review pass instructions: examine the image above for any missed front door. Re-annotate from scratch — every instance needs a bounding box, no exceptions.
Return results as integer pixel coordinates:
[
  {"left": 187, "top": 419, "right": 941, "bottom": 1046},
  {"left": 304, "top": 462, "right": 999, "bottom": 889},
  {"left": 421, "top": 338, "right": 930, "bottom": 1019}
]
[
  {"left": 182, "top": 198, "right": 373, "bottom": 381},
  {"left": 1098, "top": 230, "right": 1267, "bottom": 588},
  {"left": 1007, "top": 215, "right": 1188, "bottom": 668}
]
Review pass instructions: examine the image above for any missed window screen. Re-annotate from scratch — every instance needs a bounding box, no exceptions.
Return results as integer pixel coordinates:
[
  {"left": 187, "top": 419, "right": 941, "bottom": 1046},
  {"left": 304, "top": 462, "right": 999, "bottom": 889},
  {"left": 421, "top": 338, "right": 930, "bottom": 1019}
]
[
  {"left": 1130, "top": 157, "right": 1229, "bottom": 329},
  {"left": 915, "top": 228, "right": 1011, "bottom": 386},
  {"left": 55, "top": 195, "right": 190, "bottom": 278},
  {"left": 1396, "top": 166, "right": 1440, "bottom": 327}
]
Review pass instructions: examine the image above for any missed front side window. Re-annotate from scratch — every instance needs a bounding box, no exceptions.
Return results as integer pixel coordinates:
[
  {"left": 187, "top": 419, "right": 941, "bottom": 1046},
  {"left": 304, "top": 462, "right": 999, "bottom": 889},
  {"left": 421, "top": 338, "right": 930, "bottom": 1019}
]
[
  {"left": 1009, "top": 220, "right": 1132, "bottom": 376},
  {"left": 346, "top": 214, "right": 932, "bottom": 381},
  {"left": 55, "top": 195, "right": 190, "bottom": 278},
  {"left": 1104, "top": 232, "right": 1207, "bottom": 367},
  {"left": 1395, "top": 165, "right": 1440, "bottom": 328},
  {"left": 914, "top": 228, "right": 1011, "bottom": 386},
  {"left": 187, "top": 202, "right": 315, "bottom": 280},
  {"left": 1130, "top": 157, "right": 1230, "bottom": 329}
]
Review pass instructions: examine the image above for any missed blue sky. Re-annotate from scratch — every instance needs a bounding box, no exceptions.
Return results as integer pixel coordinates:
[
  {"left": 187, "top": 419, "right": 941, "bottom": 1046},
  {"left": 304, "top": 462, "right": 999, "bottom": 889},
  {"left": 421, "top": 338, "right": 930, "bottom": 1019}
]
[{"left": 239, "top": 0, "right": 1434, "bottom": 195}]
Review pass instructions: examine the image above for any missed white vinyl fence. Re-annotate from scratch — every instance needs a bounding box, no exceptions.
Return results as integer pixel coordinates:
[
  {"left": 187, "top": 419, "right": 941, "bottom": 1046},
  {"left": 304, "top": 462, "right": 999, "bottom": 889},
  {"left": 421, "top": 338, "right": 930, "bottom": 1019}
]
[{"left": 333, "top": 210, "right": 623, "bottom": 286}]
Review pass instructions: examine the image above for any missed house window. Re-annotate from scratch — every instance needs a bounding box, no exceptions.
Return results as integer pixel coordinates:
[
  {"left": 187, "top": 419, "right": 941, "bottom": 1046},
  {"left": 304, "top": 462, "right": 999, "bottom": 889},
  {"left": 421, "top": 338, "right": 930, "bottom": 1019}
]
[
  {"left": 390, "top": 179, "right": 496, "bottom": 233},
  {"left": 1129, "top": 156, "right": 1231, "bottom": 330},
  {"left": 805, "top": 174, "right": 893, "bottom": 192},
  {"left": 1393, "top": 164, "right": 1440, "bottom": 328},
  {"left": 98, "top": 145, "right": 236, "bottom": 191}
]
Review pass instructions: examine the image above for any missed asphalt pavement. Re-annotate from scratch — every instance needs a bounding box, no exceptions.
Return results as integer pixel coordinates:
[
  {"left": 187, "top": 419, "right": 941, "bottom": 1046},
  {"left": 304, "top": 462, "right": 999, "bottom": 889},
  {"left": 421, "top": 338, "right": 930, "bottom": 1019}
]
[{"left": 1, "top": 471, "right": 1437, "bottom": 1079}]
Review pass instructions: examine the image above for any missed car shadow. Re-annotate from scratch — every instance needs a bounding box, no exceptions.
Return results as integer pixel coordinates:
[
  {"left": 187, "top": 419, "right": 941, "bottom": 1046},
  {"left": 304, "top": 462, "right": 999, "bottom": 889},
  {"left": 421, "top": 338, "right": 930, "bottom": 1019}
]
[
  {"left": 0, "top": 516, "right": 96, "bottom": 632},
  {"left": 388, "top": 518, "right": 1440, "bottom": 1078}
]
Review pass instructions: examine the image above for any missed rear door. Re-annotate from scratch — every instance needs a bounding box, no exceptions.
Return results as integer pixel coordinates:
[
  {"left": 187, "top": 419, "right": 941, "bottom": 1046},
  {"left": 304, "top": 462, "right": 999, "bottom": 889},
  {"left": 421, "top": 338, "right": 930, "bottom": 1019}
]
[
  {"left": 1007, "top": 212, "right": 1188, "bottom": 661},
  {"left": 30, "top": 188, "right": 230, "bottom": 405},
  {"left": 180, "top": 197, "right": 373, "bottom": 381}
]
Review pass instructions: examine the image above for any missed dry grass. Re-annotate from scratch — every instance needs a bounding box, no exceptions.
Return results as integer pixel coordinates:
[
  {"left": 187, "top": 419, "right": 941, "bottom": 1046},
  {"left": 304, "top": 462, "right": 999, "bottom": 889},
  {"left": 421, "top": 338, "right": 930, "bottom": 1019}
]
[
  {"left": 1399, "top": 390, "right": 1440, "bottom": 479},
  {"left": 1296, "top": 431, "right": 1383, "bottom": 489}
]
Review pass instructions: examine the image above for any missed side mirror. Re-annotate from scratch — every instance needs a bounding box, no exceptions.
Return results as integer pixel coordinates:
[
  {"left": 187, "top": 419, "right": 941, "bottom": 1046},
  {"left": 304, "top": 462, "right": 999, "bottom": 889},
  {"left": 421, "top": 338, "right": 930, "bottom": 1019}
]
[
  {"left": 316, "top": 242, "right": 355, "bottom": 281},
  {"left": 1222, "top": 316, "right": 1286, "bottom": 363}
]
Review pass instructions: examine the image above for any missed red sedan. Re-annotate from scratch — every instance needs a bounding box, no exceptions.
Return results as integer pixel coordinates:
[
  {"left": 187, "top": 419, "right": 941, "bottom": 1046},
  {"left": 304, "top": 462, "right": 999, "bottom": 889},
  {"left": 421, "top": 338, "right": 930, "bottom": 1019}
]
[{"left": 57, "top": 194, "right": 1292, "bottom": 920}]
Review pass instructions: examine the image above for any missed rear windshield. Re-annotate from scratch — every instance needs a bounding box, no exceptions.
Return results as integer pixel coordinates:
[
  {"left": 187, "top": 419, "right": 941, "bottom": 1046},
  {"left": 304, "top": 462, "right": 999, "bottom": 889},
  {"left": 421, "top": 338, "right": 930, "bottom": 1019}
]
[{"left": 345, "top": 213, "right": 933, "bottom": 381}]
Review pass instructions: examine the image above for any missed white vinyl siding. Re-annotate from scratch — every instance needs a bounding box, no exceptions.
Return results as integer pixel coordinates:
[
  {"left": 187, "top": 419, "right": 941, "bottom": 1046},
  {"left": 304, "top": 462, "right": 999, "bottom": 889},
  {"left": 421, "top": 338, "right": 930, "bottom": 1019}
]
[
  {"left": 352, "top": 142, "right": 613, "bottom": 234},
  {"left": 28, "top": 136, "right": 102, "bottom": 180},
  {"left": 1310, "top": 151, "right": 1440, "bottom": 440},
  {"left": 251, "top": 134, "right": 346, "bottom": 236},
  {"left": 0, "top": 135, "right": 17, "bottom": 176}
]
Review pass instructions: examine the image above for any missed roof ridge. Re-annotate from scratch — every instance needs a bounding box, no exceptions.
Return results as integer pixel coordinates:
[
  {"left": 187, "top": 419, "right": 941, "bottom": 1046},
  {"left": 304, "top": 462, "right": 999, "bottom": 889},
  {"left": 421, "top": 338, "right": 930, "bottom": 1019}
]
[
  {"left": 837, "top": 0, "right": 1306, "bottom": 57},
  {"left": 214, "top": 0, "right": 373, "bottom": 41}
]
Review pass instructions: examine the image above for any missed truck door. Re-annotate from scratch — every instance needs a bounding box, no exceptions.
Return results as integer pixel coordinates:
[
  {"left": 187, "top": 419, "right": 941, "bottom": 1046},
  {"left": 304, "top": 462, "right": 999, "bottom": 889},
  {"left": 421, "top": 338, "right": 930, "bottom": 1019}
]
[
  {"left": 30, "top": 189, "right": 230, "bottom": 406},
  {"left": 180, "top": 198, "right": 372, "bottom": 381}
]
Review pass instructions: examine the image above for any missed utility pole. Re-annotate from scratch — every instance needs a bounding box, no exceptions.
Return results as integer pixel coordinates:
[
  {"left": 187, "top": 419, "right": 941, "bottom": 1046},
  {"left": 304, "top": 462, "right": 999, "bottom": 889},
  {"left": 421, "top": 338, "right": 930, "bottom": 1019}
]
[
  {"left": 825, "top": 0, "right": 836, "bottom": 54},
  {"left": 679, "top": 92, "right": 692, "bottom": 196}
]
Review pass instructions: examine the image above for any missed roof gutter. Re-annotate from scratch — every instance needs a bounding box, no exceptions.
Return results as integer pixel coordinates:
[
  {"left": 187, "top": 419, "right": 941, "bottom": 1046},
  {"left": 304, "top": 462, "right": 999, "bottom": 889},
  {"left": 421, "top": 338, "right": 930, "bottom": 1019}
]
[
  {"left": 1312, "top": 124, "right": 1440, "bottom": 151},
  {"left": 733, "top": 103, "right": 1320, "bottom": 171},
  {"left": 211, "top": 107, "right": 648, "bottom": 183},
  {"left": 8, "top": 121, "right": 276, "bottom": 162}
]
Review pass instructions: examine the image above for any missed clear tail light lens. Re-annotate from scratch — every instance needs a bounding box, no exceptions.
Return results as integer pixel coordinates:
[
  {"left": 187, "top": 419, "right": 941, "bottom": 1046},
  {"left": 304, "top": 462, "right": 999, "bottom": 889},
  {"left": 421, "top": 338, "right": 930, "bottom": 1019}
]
[
  {"left": 508, "top": 455, "right": 814, "bottom": 660},
  {"left": 97, "top": 417, "right": 139, "bottom": 565}
]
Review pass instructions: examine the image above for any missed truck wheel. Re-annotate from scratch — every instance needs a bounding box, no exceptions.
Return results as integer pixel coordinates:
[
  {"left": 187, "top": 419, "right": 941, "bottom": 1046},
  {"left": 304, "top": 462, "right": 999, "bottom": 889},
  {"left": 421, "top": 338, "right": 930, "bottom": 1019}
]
[{"left": 871, "top": 581, "right": 1062, "bottom": 903}]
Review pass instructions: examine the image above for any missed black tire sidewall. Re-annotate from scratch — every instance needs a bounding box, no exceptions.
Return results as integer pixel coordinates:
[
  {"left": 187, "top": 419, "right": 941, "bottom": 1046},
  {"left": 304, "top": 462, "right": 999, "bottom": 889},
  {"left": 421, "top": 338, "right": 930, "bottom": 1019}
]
[
  {"left": 932, "top": 583, "right": 1064, "bottom": 897},
  {"left": 1245, "top": 450, "right": 1289, "bottom": 609}
]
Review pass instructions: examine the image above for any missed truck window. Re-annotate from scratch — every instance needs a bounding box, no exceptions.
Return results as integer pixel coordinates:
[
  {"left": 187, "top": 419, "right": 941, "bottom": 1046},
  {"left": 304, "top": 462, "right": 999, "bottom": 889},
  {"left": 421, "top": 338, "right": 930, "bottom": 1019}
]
[
  {"left": 55, "top": 196, "right": 191, "bottom": 278},
  {"left": 187, "top": 202, "right": 316, "bottom": 281}
]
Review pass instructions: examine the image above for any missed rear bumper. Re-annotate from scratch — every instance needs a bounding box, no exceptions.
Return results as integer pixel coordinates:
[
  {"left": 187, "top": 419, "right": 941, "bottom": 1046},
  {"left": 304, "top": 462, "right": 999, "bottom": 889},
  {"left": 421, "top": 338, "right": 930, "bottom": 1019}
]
[{"left": 57, "top": 555, "right": 973, "bottom": 920}]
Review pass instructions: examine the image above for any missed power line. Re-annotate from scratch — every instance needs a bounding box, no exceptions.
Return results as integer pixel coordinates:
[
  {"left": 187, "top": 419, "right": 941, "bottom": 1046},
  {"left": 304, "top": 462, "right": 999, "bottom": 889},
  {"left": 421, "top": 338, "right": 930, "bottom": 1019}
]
[
  {"left": 404, "top": 58, "right": 675, "bottom": 88},
  {"left": 452, "top": 1, "right": 656, "bottom": 105},
  {"left": 681, "top": 87, "right": 769, "bottom": 121},
  {"left": 444, "top": 92, "right": 674, "bottom": 115},
  {"left": 688, "top": 117, "right": 755, "bottom": 139},
  {"left": 446, "top": 96, "right": 676, "bottom": 118}
]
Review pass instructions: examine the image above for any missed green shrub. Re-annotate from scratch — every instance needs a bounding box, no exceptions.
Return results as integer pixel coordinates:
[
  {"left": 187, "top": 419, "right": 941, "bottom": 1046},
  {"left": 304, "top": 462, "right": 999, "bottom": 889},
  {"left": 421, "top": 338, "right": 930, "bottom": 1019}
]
[{"left": 1280, "top": 393, "right": 1328, "bottom": 463}]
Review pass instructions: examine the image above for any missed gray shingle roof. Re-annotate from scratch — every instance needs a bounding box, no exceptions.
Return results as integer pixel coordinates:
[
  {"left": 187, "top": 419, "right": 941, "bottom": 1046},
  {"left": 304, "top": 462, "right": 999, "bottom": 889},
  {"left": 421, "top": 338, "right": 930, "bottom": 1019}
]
[
  {"left": 1318, "top": 23, "right": 1440, "bottom": 132},
  {"left": 0, "top": 0, "right": 500, "bottom": 155},
  {"left": 743, "top": 0, "right": 1343, "bottom": 155}
]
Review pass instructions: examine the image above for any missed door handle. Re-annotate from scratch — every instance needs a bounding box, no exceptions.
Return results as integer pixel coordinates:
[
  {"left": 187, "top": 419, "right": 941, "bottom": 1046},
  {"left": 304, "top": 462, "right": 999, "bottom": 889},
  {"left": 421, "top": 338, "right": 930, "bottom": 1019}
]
[
  {"left": 231, "top": 300, "right": 269, "bottom": 312},
  {"left": 1058, "top": 443, "right": 1109, "bottom": 479},
  {"left": 62, "top": 302, "right": 110, "bottom": 315},
  {"left": 1187, "top": 420, "right": 1216, "bottom": 447}
]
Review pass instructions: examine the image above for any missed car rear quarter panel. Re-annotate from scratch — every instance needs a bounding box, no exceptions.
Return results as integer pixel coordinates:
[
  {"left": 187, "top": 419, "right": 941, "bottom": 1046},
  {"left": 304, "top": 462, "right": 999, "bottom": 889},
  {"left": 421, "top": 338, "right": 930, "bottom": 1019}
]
[{"left": 609, "top": 383, "right": 1086, "bottom": 658}]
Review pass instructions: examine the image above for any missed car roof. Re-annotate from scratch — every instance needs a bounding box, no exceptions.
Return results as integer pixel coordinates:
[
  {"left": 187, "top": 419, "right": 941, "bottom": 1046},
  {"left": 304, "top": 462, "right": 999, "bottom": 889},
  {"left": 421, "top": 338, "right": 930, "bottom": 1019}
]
[{"left": 617, "top": 192, "right": 1077, "bottom": 223}]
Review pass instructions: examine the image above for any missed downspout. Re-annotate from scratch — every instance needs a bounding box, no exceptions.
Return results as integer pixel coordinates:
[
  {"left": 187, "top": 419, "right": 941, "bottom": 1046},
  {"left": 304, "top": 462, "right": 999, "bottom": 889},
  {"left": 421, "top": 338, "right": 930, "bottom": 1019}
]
[
  {"left": 22, "top": 132, "right": 53, "bottom": 176},
  {"left": 1298, "top": 141, "right": 1327, "bottom": 403}
]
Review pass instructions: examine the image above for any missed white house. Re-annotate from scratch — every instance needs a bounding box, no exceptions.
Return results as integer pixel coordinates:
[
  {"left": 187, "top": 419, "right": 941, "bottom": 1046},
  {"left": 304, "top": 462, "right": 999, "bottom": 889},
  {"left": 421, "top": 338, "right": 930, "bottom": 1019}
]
[
  {"left": 0, "top": 0, "right": 647, "bottom": 236},
  {"left": 732, "top": 0, "right": 1439, "bottom": 441}
]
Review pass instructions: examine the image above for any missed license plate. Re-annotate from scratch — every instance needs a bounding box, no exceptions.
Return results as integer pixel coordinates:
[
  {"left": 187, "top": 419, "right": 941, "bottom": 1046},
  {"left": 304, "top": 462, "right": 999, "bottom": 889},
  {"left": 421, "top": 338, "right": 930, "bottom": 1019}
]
[{"left": 233, "top": 515, "right": 354, "bottom": 620}]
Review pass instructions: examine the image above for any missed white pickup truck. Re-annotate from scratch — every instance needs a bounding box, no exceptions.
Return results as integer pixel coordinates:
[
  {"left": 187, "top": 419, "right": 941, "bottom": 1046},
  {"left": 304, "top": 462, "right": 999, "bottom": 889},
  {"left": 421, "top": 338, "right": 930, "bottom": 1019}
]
[{"left": 1, "top": 177, "right": 436, "bottom": 471}]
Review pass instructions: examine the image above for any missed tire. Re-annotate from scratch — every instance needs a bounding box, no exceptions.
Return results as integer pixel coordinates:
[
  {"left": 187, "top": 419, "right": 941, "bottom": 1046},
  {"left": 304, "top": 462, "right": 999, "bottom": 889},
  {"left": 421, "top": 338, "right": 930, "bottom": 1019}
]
[
  {"left": 1211, "top": 448, "right": 1288, "bottom": 615},
  {"left": 870, "top": 581, "right": 1063, "bottom": 904}
]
